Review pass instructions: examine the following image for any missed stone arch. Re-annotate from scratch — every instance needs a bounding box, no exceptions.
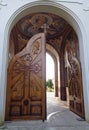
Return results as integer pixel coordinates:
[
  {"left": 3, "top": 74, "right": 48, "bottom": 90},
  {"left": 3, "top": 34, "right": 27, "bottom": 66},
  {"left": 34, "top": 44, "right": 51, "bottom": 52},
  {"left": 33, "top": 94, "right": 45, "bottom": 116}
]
[
  {"left": 0, "top": 0, "right": 88, "bottom": 124},
  {"left": 46, "top": 43, "right": 60, "bottom": 97}
]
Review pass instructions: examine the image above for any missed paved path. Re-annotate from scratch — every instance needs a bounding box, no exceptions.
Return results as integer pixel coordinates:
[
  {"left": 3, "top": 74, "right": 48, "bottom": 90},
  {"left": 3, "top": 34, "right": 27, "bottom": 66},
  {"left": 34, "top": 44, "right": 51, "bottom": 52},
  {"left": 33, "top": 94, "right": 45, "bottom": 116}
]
[{"left": 1, "top": 92, "right": 89, "bottom": 130}]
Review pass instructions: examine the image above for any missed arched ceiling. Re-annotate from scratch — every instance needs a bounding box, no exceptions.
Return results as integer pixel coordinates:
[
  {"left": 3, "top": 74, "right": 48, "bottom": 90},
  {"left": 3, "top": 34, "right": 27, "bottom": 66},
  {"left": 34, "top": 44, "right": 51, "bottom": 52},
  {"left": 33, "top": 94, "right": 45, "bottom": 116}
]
[
  {"left": 17, "top": 12, "right": 70, "bottom": 39},
  {"left": 10, "top": 12, "right": 75, "bottom": 55}
]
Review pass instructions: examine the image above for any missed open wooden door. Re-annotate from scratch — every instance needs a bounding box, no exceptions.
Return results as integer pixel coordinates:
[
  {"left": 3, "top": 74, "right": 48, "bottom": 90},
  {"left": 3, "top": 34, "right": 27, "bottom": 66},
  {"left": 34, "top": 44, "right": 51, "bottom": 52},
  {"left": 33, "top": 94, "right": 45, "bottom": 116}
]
[
  {"left": 5, "top": 33, "right": 46, "bottom": 121},
  {"left": 65, "top": 42, "right": 85, "bottom": 118}
]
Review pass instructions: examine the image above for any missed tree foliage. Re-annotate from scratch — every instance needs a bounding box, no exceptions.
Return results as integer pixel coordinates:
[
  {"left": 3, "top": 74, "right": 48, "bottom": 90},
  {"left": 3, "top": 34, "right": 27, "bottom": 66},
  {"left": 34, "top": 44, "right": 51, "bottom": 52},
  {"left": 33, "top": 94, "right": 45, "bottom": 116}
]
[{"left": 46, "top": 79, "right": 54, "bottom": 89}]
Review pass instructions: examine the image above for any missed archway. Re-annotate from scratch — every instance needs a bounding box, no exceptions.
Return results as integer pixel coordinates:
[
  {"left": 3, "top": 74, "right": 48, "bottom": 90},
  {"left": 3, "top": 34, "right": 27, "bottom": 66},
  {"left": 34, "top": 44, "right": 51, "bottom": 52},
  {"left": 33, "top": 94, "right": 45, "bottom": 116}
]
[
  {"left": 46, "top": 53, "right": 55, "bottom": 93},
  {"left": 5, "top": 11, "right": 84, "bottom": 120},
  {"left": 1, "top": 1, "right": 88, "bottom": 124},
  {"left": 46, "top": 44, "right": 60, "bottom": 97}
]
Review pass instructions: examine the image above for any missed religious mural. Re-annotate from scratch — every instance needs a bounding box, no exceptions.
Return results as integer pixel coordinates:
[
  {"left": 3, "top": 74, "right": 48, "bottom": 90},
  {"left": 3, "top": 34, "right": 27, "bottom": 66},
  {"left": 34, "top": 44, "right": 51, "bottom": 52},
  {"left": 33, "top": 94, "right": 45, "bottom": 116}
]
[
  {"left": 18, "top": 13, "right": 68, "bottom": 38},
  {"left": 10, "top": 12, "right": 70, "bottom": 57}
]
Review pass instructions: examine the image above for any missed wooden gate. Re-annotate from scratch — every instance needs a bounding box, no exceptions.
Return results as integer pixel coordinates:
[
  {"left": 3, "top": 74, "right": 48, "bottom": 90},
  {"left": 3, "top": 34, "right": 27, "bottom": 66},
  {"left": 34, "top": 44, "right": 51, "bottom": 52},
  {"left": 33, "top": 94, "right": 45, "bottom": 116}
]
[
  {"left": 5, "top": 33, "right": 46, "bottom": 121},
  {"left": 65, "top": 42, "right": 85, "bottom": 118}
]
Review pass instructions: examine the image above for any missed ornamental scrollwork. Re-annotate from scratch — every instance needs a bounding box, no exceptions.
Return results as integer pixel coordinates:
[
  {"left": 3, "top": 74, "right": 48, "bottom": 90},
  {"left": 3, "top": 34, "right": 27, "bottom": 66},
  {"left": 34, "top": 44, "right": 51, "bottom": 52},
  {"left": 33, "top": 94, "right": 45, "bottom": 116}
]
[{"left": 0, "top": 0, "right": 7, "bottom": 10}]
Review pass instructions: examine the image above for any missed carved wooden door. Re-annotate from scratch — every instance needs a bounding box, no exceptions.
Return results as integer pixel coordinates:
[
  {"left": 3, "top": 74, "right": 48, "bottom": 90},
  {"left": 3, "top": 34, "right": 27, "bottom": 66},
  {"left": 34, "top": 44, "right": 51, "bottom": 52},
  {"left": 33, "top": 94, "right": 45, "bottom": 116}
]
[
  {"left": 5, "top": 33, "right": 46, "bottom": 121},
  {"left": 65, "top": 43, "right": 85, "bottom": 118}
]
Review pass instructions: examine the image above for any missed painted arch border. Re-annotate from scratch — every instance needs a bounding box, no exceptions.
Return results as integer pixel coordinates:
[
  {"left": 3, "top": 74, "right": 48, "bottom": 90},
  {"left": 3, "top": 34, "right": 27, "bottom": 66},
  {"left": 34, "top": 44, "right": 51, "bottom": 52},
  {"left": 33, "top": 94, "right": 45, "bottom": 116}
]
[{"left": 2, "top": 0, "right": 89, "bottom": 123}]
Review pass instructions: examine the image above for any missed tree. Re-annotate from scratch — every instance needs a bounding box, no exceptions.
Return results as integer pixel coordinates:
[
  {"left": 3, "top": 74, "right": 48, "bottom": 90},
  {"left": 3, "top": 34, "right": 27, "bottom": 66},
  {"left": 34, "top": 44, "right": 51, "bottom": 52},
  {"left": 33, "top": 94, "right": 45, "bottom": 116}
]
[{"left": 46, "top": 79, "right": 54, "bottom": 89}]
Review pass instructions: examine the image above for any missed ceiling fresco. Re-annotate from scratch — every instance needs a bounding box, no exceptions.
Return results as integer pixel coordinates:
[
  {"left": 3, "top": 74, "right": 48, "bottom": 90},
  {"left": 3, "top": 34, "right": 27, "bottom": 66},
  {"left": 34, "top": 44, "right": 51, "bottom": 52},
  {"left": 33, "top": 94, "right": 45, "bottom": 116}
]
[
  {"left": 17, "top": 12, "right": 69, "bottom": 39},
  {"left": 10, "top": 12, "right": 75, "bottom": 55}
]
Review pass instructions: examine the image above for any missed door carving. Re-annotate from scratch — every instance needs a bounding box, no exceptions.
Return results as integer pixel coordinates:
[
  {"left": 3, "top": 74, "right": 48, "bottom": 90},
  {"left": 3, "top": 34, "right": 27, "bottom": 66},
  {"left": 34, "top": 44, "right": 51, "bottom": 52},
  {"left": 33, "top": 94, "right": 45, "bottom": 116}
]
[
  {"left": 65, "top": 40, "right": 85, "bottom": 118},
  {"left": 5, "top": 33, "right": 46, "bottom": 121}
]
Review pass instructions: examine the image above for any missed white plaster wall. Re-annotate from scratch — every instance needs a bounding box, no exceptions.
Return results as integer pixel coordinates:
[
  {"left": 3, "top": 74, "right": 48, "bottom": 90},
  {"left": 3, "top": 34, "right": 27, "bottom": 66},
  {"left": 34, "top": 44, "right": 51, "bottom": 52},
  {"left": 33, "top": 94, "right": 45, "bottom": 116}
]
[{"left": 0, "top": 0, "right": 89, "bottom": 124}]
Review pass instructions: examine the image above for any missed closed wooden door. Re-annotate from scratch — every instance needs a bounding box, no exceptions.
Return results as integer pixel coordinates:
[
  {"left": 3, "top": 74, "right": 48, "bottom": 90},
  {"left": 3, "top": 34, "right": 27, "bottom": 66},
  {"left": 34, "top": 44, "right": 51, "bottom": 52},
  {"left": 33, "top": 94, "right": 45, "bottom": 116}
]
[
  {"left": 5, "top": 33, "right": 46, "bottom": 121},
  {"left": 65, "top": 43, "right": 85, "bottom": 118}
]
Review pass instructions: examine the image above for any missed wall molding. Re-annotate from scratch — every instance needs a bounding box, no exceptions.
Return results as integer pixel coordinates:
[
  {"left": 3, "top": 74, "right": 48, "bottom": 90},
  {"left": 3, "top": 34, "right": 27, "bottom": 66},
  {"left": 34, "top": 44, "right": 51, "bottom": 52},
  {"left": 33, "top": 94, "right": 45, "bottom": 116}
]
[
  {"left": 57, "top": 0, "right": 89, "bottom": 11},
  {"left": 83, "top": 3, "right": 89, "bottom": 11},
  {"left": 1, "top": 0, "right": 89, "bottom": 12},
  {"left": 47, "top": 0, "right": 89, "bottom": 11},
  {"left": 57, "top": 0, "right": 83, "bottom": 4},
  {"left": 0, "top": 0, "right": 7, "bottom": 9},
  {"left": 83, "top": 8, "right": 89, "bottom": 11}
]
